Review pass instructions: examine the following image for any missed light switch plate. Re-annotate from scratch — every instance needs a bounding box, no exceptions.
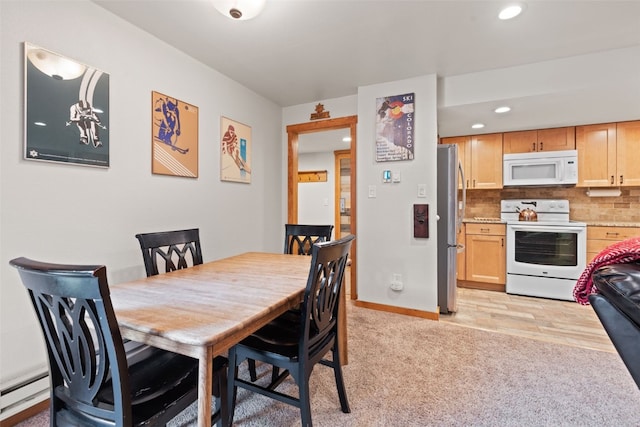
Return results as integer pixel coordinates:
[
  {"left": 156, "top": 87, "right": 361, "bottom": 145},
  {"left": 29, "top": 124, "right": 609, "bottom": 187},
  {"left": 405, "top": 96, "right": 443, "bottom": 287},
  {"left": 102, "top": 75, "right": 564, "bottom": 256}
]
[
  {"left": 368, "top": 185, "right": 377, "bottom": 198},
  {"left": 417, "top": 184, "right": 427, "bottom": 198}
]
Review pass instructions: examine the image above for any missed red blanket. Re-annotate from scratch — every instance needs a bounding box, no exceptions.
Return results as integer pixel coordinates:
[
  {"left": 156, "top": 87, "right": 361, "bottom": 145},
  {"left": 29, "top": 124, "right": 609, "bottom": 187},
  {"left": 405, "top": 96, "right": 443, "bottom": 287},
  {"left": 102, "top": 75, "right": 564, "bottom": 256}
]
[{"left": 574, "top": 236, "right": 640, "bottom": 304}]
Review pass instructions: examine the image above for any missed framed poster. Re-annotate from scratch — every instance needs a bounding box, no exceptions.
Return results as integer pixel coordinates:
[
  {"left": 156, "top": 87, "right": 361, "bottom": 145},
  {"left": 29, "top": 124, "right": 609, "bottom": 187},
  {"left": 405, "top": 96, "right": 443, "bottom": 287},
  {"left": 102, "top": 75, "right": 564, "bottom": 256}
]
[
  {"left": 151, "top": 91, "right": 198, "bottom": 178},
  {"left": 220, "top": 116, "right": 251, "bottom": 183},
  {"left": 375, "top": 92, "right": 415, "bottom": 162},
  {"left": 24, "top": 42, "right": 110, "bottom": 167}
]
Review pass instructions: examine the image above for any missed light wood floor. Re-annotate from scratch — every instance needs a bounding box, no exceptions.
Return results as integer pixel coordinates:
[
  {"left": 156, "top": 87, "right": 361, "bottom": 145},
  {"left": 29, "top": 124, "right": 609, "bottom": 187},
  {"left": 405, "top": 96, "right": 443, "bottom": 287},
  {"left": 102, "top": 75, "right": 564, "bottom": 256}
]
[{"left": 439, "top": 287, "right": 616, "bottom": 353}]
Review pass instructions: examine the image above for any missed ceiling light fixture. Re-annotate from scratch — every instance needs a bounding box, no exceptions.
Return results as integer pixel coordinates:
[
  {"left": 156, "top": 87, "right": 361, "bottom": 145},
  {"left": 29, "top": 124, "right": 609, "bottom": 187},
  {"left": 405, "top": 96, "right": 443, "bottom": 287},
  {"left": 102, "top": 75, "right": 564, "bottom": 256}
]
[
  {"left": 27, "top": 47, "right": 86, "bottom": 80},
  {"left": 471, "top": 123, "right": 485, "bottom": 129},
  {"left": 213, "top": 0, "right": 266, "bottom": 21},
  {"left": 342, "top": 137, "right": 351, "bottom": 142},
  {"left": 494, "top": 106, "right": 511, "bottom": 113},
  {"left": 498, "top": 4, "right": 523, "bottom": 20}
]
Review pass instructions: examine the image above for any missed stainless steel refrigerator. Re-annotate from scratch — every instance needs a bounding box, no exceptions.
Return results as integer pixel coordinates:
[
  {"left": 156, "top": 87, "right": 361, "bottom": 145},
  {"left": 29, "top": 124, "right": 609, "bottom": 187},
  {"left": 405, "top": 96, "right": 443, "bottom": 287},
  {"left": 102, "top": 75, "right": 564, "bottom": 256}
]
[{"left": 437, "top": 144, "right": 465, "bottom": 314}]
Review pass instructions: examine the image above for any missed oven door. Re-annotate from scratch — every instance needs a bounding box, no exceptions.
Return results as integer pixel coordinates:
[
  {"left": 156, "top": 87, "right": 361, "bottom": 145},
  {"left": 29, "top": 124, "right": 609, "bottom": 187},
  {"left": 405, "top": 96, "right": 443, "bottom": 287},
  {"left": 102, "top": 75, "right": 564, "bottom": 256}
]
[{"left": 506, "top": 223, "right": 586, "bottom": 280}]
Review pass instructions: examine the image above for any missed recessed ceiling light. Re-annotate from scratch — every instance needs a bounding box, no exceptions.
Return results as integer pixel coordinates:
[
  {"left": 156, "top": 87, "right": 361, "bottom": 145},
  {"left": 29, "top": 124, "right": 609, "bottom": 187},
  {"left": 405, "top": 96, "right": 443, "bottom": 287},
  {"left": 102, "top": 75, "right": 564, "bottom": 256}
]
[
  {"left": 471, "top": 123, "right": 485, "bottom": 129},
  {"left": 342, "top": 136, "right": 351, "bottom": 142},
  {"left": 499, "top": 5, "right": 523, "bottom": 20},
  {"left": 494, "top": 106, "right": 511, "bottom": 113}
]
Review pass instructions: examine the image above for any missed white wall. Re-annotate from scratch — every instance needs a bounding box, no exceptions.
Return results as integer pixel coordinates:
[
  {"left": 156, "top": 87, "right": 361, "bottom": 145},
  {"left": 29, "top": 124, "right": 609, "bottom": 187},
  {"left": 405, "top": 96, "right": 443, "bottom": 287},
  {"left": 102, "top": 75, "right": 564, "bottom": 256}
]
[
  {"left": 0, "top": 0, "right": 283, "bottom": 390},
  {"left": 282, "top": 83, "right": 439, "bottom": 313},
  {"left": 357, "top": 76, "right": 439, "bottom": 311},
  {"left": 298, "top": 152, "right": 335, "bottom": 231}
]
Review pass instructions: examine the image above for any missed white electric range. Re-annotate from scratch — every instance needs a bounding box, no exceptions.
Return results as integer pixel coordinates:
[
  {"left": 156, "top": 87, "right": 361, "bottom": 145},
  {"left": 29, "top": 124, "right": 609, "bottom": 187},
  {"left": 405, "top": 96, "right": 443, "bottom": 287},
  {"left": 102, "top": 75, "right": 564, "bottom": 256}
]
[{"left": 501, "top": 199, "right": 586, "bottom": 301}]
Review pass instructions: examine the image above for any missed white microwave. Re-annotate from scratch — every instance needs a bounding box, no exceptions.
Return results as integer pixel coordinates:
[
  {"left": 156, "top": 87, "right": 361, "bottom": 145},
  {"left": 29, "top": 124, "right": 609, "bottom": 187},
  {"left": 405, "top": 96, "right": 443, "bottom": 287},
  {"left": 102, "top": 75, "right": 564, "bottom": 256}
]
[{"left": 503, "top": 149, "right": 578, "bottom": 186}]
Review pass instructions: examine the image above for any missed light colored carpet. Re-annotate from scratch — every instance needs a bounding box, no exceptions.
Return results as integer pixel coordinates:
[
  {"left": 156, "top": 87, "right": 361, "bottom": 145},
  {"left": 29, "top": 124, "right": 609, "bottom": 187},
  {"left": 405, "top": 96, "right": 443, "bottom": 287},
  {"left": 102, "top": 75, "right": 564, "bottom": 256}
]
[{"left": 16, "top": 303, "right": 640, "bottom": 426}]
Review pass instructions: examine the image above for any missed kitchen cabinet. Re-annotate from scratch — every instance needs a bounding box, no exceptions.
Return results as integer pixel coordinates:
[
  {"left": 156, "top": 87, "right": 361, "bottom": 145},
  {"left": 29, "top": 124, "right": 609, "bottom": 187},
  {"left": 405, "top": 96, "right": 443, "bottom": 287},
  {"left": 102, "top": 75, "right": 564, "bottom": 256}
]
[
  {"left": 441, "top": 133, "right": 503, "bottom": 189},
  {"left": 460, "top": 223, "right": 506, "bottom": 290},
  {"left": 576, "top": 120, "right": 640, "bottom": 187},
  {"left": 503, "top": 127, "right": 575, "bottom": 154},
  {"left": 587, "top": 225, "right": 640, "bottom": 263}
]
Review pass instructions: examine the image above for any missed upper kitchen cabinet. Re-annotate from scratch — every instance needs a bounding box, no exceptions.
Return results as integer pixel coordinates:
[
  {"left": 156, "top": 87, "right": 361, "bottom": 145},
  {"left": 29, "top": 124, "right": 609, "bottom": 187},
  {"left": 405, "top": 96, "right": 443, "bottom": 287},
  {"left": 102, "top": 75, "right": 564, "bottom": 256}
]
[
  {"left": 616, "top": 121, "right": 640, "bottom": 186},
  {"left": 576, "top": 120, "right": 640, "bottom": 187},
  {"left": 441, "top": 133, "right": 503, "bottom": 189},
  {"left": 503, "top": 127, "right": 575, "bottom": 154}
]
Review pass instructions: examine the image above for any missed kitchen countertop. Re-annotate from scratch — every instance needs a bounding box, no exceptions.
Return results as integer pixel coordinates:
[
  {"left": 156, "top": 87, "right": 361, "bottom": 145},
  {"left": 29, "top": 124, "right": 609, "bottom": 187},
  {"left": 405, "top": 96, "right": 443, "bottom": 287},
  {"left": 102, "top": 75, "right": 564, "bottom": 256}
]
[
  {"left": 463, "top": 217, "right": 505, "bottom": 224},
  {"left": 583, "top": 221, "right": 640, "bottom": 228},
  {"left": 463, "top": 218, "right": 640, "bottom": 227}
]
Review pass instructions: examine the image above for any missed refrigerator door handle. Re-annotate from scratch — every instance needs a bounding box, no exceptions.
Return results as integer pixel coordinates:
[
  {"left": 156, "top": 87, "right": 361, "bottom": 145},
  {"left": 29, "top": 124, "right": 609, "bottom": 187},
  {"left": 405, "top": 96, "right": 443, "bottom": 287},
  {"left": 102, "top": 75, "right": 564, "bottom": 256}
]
[{"left": 457, "top": 160, "right": 466, "bottom": 234}]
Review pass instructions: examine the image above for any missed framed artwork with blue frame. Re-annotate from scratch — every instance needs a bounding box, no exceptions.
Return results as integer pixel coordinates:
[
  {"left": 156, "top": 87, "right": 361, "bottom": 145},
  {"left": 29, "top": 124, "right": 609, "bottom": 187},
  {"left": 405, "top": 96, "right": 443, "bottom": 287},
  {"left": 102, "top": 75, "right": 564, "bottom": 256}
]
[
  {"left": 220, "top": 116, "right": 251, "bottom": 184},
  {"left": 24, "top": 42, "right": 110, "bottom": 168}
]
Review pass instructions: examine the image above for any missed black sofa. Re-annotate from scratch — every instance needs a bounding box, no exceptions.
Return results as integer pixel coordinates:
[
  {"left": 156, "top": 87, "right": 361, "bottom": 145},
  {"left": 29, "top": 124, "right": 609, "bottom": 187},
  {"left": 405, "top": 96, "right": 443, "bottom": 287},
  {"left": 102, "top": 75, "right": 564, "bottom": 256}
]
[{"left": 589, "top": 262, "right": 640, "bottom": 389}]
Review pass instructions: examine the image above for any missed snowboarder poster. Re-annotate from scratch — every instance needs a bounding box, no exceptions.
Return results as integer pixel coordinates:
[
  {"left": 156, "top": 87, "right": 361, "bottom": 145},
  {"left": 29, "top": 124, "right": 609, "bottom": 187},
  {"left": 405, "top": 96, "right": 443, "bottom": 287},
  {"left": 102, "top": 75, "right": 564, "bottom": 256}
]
[
  {"left": 24, "top": 42, "right": 110, "bottom": 168},
  {"left": 151, "top": 91, "right": 198, "bottom": 178}
]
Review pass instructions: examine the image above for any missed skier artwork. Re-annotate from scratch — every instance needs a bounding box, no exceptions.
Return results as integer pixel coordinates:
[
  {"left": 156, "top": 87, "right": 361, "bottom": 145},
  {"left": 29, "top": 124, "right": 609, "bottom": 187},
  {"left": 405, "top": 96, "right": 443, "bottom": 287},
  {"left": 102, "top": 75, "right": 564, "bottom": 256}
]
[
  {"left": 24, "top": 42, "right": 110, "bottom": 167},
  {"left": 375, "top": 93, "right": 415, "bottom": 162},
  {"left": 220, "top": 116, "right": 251, "bottom": 184},
  {"left": 151, "top": 91, "right": 198, "bottom": 178}
]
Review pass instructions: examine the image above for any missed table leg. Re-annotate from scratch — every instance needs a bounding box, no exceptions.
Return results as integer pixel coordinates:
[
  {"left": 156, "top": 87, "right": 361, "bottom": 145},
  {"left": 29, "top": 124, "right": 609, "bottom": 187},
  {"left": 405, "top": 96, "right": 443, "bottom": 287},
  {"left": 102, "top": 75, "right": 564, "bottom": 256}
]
[
  {"left": 338, "top": 285, "right": 349, "bottom": 365},
  {"left": 198, "top": 352, "right": 213, "bottom": 427}
]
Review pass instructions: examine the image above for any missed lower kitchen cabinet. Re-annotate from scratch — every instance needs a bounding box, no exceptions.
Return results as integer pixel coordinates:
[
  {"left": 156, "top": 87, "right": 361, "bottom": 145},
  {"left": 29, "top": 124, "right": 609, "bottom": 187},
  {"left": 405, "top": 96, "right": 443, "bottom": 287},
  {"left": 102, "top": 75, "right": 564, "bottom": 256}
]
[
  {"left": 587, "top": 225, "right": 640, "bottom": 263},
  {"left": 459, "top": 223, "right": 506, "bottom": 291}
]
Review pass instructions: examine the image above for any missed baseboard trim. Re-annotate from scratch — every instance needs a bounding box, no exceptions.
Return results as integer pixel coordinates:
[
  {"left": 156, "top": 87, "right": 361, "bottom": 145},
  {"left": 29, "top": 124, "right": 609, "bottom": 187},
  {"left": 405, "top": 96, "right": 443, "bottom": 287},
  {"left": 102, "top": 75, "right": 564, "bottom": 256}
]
[
  {"left": 458, "top": 280, "right": 505, "bottom": 292},
  {"left": 0, "top": 399, "right": 48, "bottom": 427},
  {"left": 354, "top": 300, "right": 439, "bottom": 320}
]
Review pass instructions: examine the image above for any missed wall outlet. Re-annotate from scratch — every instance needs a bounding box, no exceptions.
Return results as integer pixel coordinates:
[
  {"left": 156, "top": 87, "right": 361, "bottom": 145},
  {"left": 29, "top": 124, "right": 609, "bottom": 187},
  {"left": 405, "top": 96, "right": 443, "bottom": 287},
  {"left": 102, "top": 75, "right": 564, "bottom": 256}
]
[{"left": 390, "top": 273, "right": 403, "bottom": 291}]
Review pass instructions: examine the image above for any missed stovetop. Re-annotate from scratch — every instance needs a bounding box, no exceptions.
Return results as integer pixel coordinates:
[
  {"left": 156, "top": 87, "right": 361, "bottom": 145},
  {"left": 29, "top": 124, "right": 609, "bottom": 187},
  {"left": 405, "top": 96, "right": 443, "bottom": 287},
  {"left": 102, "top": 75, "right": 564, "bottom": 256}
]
[{"left": 500, "top": 199, "right": 583, "bottom": 225}]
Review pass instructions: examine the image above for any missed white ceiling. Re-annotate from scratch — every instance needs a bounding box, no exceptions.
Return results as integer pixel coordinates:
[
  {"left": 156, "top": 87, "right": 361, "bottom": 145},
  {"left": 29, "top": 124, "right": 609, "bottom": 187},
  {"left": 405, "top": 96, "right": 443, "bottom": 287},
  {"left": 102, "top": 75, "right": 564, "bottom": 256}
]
[{"left": 93, "top": 0, "right": 640, "bottom": 137}]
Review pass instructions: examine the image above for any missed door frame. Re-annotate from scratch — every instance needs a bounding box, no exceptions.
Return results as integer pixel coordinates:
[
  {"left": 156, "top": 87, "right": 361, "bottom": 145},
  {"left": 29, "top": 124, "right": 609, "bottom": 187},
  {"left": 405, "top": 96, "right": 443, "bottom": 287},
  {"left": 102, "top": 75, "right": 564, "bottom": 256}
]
[{"left": 286, "top": 115, "right": 358, "bottom": 299}]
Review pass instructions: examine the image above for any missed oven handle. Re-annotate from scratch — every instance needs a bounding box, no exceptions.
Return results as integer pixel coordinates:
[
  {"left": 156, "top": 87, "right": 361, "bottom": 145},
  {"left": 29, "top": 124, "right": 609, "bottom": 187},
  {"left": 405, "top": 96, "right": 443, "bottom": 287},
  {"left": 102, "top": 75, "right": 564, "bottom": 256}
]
[{"left": 509, "top": 224, "right": 585, "bottom": 233}]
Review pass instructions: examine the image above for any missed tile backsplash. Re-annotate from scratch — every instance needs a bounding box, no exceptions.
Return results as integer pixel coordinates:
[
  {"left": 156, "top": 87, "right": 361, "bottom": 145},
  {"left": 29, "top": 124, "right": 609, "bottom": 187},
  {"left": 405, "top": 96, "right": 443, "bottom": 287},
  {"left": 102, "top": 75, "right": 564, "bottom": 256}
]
[{"left": 463, "top": 187, "right": 640, "bottom": 223}]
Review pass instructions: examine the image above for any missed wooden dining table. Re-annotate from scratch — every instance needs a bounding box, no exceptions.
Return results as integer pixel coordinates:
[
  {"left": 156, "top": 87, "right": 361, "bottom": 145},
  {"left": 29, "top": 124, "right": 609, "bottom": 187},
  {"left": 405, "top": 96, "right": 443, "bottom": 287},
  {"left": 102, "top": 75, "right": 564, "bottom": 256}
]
[{"left": 109, "top": 251, "right": 348, "bottom": 427}]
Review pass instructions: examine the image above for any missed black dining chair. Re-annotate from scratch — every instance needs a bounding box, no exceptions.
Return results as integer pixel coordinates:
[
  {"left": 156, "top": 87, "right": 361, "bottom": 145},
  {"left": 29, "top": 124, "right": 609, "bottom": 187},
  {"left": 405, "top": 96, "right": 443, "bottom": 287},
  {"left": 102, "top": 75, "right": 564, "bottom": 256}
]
[
  {"left": 227, "top": 234, "right": 355, "bottom": 427},
  {"left": 135, "top": 228, "right": 228, "bottom": 424},
  {"left": 10, "top": 257, "right": 204, "bottom": 426},
  {"left": 247, "top": 223, "right": 335, "bottom": 382},
  {"left": 284, "top": 223, "right": 334, "bottom": 255},
  {"left": 135, "top": 228, "right": 203, "bottom": 276}
]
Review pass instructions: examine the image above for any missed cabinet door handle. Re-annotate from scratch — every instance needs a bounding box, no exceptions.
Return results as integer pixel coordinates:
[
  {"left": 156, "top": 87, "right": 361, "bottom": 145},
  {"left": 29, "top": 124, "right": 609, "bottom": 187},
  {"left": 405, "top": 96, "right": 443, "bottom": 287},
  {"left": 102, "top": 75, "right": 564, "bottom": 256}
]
[
  {"left": 480, "top": 228, "right": 490, "bottom": 233},
  {"left": 532, "top": 142, "right": 536, "bottom": 151},
  {"left": 501, "top": 238, "right": 504, "bottom": 247},
  {"left": 606, "top": 232, "right": 620, "bottom": 237},
  {"left": 473, "top": 179, "right": 476, "bottom": 188},
  {"left": 539, "top": 141, "right": 543, "bottom": 151},
  {"left": 611, "top": 175, "right": 615, "bottom": 185},
  {"left": 620, "top": 175, "right": 624, "bottom": 184}
]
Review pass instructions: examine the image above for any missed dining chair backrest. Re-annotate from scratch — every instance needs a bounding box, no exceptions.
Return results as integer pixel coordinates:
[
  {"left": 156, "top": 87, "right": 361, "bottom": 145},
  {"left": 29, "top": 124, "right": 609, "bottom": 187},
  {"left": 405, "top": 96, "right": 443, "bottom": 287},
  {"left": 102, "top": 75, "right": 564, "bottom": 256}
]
[
  {"left": 135, "top": 228, "right": 203, "bottom": 277},
  {"left": 301, "top": 234, "right": 354, "bottom": 361},
  {"left": 284, "top": 224, "right": 334, "bottom": 256},
  {"left": 10, "top": 257, "right": 134, "bottom": 425}
]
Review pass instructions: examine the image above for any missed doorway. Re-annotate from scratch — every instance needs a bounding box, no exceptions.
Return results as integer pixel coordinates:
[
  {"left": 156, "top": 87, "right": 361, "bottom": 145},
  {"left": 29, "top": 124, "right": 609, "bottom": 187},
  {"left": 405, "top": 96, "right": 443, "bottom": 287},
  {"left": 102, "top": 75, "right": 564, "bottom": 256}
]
[{"left": 286, "top": 115, "right": 357, "bottom": 299}]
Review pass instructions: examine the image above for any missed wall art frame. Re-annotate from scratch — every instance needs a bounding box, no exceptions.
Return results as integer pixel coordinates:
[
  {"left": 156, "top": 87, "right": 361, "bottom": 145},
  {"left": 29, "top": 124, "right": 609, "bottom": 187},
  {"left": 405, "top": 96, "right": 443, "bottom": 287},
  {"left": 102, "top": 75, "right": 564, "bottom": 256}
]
[
  {"left": 151, "top": 91, "right": 198, "bottom": 178},
  {"left": 24, "top": 42, "right": 110, "bottom": 168},
  {"left": 220, "top": 116, "right": 252, "bottom": 184},
  {"left": 375, "top": 92, "right": 415, "bottom": 162}
]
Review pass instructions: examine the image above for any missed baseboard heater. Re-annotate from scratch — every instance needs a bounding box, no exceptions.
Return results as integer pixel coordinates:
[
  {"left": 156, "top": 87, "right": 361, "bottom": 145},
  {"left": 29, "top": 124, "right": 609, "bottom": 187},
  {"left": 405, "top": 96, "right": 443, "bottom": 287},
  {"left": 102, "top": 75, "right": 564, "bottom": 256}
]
[{"left": 0, "top": 371, "right": 49, "bottom": 421}]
